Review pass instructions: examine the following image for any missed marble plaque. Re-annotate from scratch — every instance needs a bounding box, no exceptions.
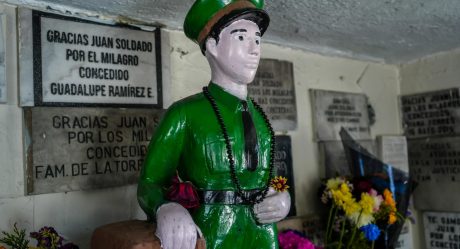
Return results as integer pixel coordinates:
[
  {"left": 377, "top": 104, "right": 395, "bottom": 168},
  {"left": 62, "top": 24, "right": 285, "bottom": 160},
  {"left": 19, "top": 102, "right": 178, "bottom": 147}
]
[
  {"left": 424, "top": 212, "right": 460, "bottom": 249},
  {"left": 310, "top": 89, "right": 370, "bottom": 141},
  {"left": 0, "top": 14, "right": 5, "bottom": 103},
  {"left": 320, "top": 140, "right": 375, "bottom": 178},
  {"left": 401, "top": 88, "right": 460, "bottom": 139},
  {"left": 274, "top": 135, "right": 296, "bottom": 216},
  {"left": 378, "top": 136, "right": 413, "bottom": 249},
  {"left": 24, "top": 107, "right": 164, "bottom": 194},
  {"left": 249, "top": 59, "right": 297, "bottom": 131},
  {"left": 394, "top": 221, "right": 413, "bottom": 249},
  {"left": 19, "top": 10, "right": 162, "bottom": 107},
  {"left": 377, "top": 135, "right": 409, "bottom": 172},
  {"left": 409, "top": 136, "right": 460, "bottom": 211}
]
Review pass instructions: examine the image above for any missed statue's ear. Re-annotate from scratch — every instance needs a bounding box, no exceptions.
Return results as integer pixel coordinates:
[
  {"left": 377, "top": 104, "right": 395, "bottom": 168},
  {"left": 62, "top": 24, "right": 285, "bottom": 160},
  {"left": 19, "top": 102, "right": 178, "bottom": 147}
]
[{"left": 205, "top": 37, "right": 218, "bottom": 58}]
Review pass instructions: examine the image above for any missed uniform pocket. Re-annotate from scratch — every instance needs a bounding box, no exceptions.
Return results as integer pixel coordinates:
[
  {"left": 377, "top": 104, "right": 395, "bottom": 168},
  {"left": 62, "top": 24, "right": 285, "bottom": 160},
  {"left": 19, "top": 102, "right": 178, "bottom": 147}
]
[{"left": 204, "top": 136, "right": 234, "bottom": 174}]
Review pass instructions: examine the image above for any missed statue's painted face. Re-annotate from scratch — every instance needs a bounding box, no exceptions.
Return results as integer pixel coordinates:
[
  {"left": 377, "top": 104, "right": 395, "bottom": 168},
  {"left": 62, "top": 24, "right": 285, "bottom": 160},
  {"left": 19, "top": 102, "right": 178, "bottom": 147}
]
[{"left": 213, "top": 19, "right": 261, "bottom": 84}]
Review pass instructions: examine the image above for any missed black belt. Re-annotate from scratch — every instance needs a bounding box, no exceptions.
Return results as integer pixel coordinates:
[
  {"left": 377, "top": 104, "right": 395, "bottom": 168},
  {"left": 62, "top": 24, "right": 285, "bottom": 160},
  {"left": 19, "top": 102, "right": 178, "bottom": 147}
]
[{"left": 198, "top": 189, "right": 263, "bottom": 205}]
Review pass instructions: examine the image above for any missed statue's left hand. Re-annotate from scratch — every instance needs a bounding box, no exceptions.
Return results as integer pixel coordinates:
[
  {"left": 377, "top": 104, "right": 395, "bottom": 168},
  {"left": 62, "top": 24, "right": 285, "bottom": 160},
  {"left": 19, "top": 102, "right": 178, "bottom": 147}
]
[{"left": 253, "top": 187, "right": 291, "bottom": 224}]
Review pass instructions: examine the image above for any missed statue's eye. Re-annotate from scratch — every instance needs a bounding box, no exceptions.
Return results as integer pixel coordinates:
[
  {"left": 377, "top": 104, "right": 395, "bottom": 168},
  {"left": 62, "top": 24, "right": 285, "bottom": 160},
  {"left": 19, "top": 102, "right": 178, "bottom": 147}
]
[
  {"left": 238, "top": 36, "right": 244, "bottom": 41},
  {"left": 256, "top": 40, "right": 260, "bottom": 45}
]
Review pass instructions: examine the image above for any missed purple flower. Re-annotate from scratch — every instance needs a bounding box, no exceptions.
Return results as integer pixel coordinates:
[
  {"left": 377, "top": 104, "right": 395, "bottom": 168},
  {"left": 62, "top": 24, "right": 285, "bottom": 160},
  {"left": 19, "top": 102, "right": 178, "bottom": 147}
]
[
  {"left": 360, "top": 224, "right": 381, "bottom": 241},
  {"left": 353, "top": 179, "right": 372, "bottom": 193},
  {"left": 30, "top": 226, "right": 68, "bottom": 248}
]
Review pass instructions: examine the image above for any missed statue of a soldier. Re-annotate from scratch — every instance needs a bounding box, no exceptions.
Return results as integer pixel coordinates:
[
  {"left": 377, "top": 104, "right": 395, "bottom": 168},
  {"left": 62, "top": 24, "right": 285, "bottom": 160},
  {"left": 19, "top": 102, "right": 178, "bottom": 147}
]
[{"left": 138, "top": 1, "right": 291, "bottom": 248}]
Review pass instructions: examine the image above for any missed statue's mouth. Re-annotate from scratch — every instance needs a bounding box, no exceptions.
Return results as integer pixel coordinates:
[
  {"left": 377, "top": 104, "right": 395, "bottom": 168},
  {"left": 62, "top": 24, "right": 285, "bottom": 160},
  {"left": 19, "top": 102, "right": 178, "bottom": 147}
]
[{"left": 245, "top": 62, "right": 259, "bottom": 69}]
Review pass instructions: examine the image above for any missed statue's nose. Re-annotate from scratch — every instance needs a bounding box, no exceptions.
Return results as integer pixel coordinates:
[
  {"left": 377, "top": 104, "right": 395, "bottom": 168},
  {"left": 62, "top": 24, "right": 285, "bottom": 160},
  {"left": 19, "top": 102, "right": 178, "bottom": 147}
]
[{"left": 249, "top": 42, "right": 259, "bottom": 56}]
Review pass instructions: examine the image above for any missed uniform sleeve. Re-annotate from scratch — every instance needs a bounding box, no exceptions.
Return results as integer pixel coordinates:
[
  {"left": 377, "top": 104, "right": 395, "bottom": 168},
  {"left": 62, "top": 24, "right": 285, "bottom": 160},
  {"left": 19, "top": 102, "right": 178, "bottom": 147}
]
[{"left": 137, "top": 102, "right": 187, "bottom": 219}]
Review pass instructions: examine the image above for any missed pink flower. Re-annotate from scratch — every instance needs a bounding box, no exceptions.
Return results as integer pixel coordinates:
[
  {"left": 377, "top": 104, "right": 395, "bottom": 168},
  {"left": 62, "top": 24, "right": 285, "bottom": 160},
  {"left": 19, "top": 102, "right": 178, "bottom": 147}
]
[
  {"left": 278, "top": 230, "right": 318, "bottom": 249},
  {"left": 368, "top": 189, "right": 383, "bottom": 212}
]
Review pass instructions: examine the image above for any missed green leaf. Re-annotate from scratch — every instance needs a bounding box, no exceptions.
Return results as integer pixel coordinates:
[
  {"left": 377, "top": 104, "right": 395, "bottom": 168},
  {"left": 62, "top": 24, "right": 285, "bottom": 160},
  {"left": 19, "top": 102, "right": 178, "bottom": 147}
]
[{"left": 0, "top": 223, "right": 30, "bottom": 249}]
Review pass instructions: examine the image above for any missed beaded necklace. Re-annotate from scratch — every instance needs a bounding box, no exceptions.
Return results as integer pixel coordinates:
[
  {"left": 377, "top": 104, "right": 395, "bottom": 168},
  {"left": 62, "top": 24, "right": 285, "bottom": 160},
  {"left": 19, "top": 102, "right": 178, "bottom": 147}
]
[{"left": 203, "top": 86, "right": 275, "bottom": 205}]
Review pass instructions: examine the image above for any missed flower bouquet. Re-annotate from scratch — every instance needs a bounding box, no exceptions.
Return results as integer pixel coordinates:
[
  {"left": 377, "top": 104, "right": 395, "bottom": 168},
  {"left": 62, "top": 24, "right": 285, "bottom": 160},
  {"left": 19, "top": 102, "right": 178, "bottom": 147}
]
[
  {"left": 320, "top": 177, "right": 402, "bottom": 249},
  {"left": 29, "top": 227, "right": 78, "bottom": 249},
  {"left": 336, "top": 128, "right": 414, "bottom": 249}
]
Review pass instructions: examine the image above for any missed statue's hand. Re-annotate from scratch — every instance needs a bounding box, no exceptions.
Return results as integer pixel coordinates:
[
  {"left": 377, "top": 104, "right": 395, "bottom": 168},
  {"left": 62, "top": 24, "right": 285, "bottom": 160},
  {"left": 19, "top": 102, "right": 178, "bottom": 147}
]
[
  {"left": 155, "top": 202, "right": 201, "bottom": 249},
  {"left": 253, "top": 187, "right": 291, "bottom": 224}
]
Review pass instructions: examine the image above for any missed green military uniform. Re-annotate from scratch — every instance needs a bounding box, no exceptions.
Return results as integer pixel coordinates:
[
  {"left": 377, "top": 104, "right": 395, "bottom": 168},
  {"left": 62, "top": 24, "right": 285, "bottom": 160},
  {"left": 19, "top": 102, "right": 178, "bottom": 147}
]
[{"left": 138, "top": 83, "right": 278, "bottom": 248}]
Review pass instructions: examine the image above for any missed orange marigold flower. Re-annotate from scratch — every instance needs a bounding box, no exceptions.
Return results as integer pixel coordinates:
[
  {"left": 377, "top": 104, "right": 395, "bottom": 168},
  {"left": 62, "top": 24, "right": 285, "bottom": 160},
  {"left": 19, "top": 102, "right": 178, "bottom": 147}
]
[
  {"left": 389, "top": 213, "right": 397, "bottom": 225},
  {"left": 383, "top": 189, "right": 396, "bottom": 208},
  {"left": 270, "top": 176, "right": 289, "bottom": 192},
  {"left": 383, "top": 189, "right": 398, "bottom": 225}
]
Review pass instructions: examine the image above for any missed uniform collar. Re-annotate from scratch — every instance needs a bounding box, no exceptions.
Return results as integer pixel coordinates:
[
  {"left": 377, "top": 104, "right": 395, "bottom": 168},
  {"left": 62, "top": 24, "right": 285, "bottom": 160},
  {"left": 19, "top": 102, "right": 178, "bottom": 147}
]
[{"left": 208, "top": 82, "right": 251, "bottom": 111}]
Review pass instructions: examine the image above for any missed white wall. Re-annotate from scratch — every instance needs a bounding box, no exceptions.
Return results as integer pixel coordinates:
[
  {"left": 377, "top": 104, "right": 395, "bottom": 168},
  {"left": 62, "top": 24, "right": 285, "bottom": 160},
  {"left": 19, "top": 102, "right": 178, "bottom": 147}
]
[
  {"left": 0, "top": 3, "right": 403, "bottom": 248},
  {"left": 398, "top": 48, "right": 460, "bottom": 249},
  {"left": 400, "top": 49, "right": 460, "bottom": 94}
]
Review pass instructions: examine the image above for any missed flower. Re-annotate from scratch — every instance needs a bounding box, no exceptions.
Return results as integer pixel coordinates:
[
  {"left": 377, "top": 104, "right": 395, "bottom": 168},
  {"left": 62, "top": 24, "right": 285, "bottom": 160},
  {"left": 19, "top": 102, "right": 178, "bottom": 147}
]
[
  {"left": 331, "top": 183, "right": 360, "bottom": 217},
  {"left": 278, "top": 230, "right": 318, "bottom": 249},
  {"left": 406, "top": 210, "right": 416, "bottom": 224},
  {"left": 383, "top": 189, "right": 398, "bottom": 225},
  {"left": 368, "top": 189, "right": 383, "bottom": 212},
  {"left": 322, "top": 177, "right": 407, "bottom": 249},
  {"left": 383, "top": 189, "right": 396, "bottom": 208},
  {"left": 347, "top": 193, "right": 376, "bottom": 227},
  {"left": 326, "top": 177, "right": 345, "bottom": 191},
  {"left": 271, "top": 176, "right": 290, "bottom": 192},
  {"left": 166, "top": 174, "right": 200, "bottom": 209},
  {"left": 360, "top": 224, "right": 381, "bottom": 241},
  {"left": 348, "top": 196, "right": 374, "bottom": 227},
  {"left": 354, "top": 179, "right": 372, "bottom": 193},
  {"left": 349, "top": 211, "right": 374, "bottom": 228},
  {"left": 389, "top": 213, "right": 397, "bottom": 225},
  {"left": 30, "top": 226, "right": 64, "bottom": 248},
  {"left": 30, "top": 226, "right": 78, "bottom": 249},
  {"left": 359, "top": 193, "right": 375, "bottom": 215}
]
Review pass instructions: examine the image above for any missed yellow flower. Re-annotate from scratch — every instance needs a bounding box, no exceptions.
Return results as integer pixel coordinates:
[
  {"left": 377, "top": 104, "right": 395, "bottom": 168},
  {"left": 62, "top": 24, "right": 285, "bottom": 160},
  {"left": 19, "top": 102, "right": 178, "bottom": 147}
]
[
  {"left": 345, "top": 192, "right": 376, "bottom": 227},
  {"left": 331, "top": 183, "right": 350, "bottom": 204},
  {"left": 349, "top": 211, "right": 375, "bottom": 227},
  {"left": 343, "top": 199, "right": 360, "bottom": 216},
  {"left": 331, "top": 183, "right": 360, "bottom": 216},
  {"left": 359, "top": 193, "right": 375, "bottom": 215},
  {"left": 326, "top": 177, "right": 345, "bottom": 190},
  {"left": 340, "top": 182, "right": 351, "bottom": 193},
  {"left": 270, "top": 176, "right": 289, "bottom": 192}
]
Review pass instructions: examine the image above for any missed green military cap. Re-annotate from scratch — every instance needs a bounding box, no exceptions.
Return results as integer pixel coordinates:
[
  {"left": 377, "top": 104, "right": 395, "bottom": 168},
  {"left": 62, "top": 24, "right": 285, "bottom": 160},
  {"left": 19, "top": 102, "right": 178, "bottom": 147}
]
[{"left": 184, "top": 0, "right": 270, "bottom": 48}]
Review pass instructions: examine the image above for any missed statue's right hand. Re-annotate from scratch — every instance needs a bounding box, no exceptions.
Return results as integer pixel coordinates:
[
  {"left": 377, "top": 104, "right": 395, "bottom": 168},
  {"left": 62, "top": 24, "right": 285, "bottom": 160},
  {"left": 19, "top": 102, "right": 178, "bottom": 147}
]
[{"left": 155, "top": 202, "right": 200, "bottom": 249}]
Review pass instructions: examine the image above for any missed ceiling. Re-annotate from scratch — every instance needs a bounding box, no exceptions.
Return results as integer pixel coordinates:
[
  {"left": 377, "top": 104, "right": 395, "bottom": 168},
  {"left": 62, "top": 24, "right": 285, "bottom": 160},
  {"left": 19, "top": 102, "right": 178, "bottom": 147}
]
[{"left": 11, "top": 0, "right": 460, "bottom": 64}]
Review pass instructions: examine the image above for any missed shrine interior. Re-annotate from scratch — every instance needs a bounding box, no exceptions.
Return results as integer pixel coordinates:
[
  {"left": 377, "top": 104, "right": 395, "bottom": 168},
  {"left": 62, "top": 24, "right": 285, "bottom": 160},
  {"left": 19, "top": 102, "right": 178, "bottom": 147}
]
[{"left": 0, "top": 0, "right": 459, "bottom": 249}]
